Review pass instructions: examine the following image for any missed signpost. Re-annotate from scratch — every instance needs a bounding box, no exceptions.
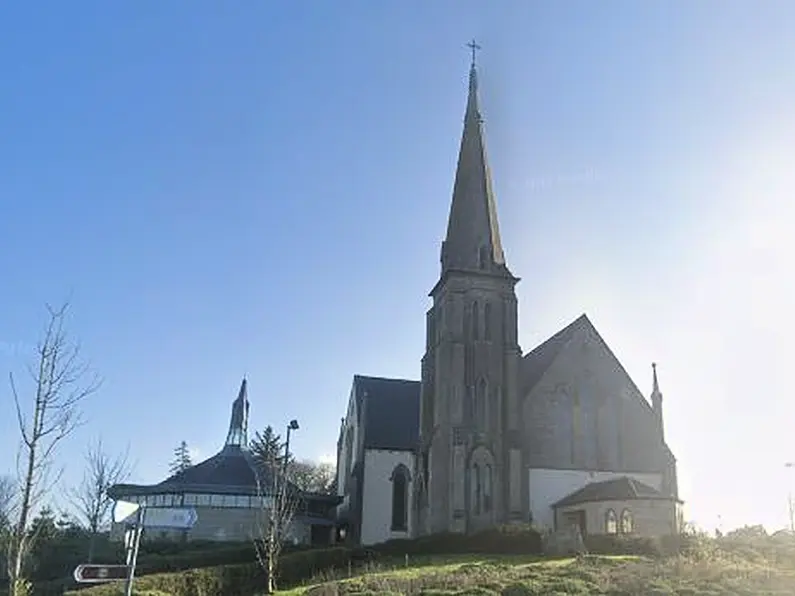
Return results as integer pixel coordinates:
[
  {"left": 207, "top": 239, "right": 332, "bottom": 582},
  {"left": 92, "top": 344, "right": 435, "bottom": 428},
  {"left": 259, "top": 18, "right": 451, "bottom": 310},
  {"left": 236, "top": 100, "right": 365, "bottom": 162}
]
[
  {"left": 73, "top": 564, "right": 131, "bottom": 583},
  {"left": 72, "top": 503, "right": 199, "bottom": 595}
]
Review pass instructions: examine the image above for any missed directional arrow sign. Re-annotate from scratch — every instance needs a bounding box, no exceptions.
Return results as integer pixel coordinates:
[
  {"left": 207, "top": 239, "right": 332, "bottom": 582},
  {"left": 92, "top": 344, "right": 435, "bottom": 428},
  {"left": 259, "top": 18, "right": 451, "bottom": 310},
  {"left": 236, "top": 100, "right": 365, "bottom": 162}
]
[
  {"left": 73, "top": 564, "right": 131, "bottom": 583},
  {"left": 142, "top": 507, "right": 198, "bottom": 530}
]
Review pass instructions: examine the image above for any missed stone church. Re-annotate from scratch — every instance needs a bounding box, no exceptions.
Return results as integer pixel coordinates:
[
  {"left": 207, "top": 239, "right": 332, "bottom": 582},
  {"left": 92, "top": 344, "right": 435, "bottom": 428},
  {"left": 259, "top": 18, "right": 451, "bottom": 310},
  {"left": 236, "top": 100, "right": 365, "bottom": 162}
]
[{"left": 334, "top": 58, "right": 682, "bottom": 547}]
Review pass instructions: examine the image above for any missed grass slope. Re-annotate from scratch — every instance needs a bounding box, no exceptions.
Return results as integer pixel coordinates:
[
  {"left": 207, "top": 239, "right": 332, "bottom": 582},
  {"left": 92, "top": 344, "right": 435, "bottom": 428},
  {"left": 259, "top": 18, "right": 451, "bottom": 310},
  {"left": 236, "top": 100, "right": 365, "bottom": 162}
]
[{"left": 289, "top": 551, "right": 795, "bottom": 595}]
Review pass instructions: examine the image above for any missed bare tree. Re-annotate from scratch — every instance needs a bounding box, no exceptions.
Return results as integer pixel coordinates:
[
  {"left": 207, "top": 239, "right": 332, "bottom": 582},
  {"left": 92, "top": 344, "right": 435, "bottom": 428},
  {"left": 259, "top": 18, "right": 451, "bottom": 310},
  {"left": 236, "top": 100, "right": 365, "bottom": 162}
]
[
  {"left": 0, "top": 474, "right": 15, "bottom": 582},
  {"left": 288, "top": 460, "right": 335, "bottom": 494},
  {"left": 6, "top": 303, "right": 100, "bottom": 596},
  {"left": 0, "top": 475, "right": 14, "bottom": 525},
  {"left": 253, "top": 461, "right": 300, "bottom": 594},
  {"left": 70, "top": 438, "right": 131, "bottom": 562}
]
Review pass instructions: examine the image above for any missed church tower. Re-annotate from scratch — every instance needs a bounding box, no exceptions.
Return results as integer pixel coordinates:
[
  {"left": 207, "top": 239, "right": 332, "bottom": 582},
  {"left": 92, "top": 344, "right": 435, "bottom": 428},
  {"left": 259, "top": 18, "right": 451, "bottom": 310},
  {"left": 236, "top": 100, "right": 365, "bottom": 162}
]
[{"left": 416, "top": 46, "right": 522, "bottom": 535}]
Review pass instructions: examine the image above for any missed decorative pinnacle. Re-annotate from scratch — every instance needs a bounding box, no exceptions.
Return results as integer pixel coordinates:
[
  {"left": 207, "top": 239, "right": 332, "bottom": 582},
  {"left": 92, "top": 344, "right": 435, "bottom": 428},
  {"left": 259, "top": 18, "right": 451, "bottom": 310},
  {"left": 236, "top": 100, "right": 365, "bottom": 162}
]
[
  {"left": 466, "top": 39, "right": 481, "bottom": 68},
  {"left": 652, "top": 362, "right": 660, "bottom": 394}
]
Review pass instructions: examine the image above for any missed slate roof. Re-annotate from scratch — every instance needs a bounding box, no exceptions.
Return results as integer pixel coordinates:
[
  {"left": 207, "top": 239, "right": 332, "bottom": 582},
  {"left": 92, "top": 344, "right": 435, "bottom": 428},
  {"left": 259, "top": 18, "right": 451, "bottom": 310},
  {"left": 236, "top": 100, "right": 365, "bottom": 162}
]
[
  {"left": 520, "top": 314, "right": 587, "bottom": 394},
  {"left": 552, "top": 476, "right": 676, "bottom": 508},
  {"left": 353, "top": 375, "right": 420, "bottom": 451},
  {"left": 107, "top": 445, "right": 289, "bottom": 498}
]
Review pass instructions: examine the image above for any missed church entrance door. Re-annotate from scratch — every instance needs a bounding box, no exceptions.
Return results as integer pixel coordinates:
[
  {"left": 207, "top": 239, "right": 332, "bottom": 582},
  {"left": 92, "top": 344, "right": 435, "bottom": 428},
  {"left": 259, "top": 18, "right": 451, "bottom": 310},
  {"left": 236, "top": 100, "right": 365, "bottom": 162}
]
[{"left": 562, "top": 509, "right": 587, "bottom": 537}]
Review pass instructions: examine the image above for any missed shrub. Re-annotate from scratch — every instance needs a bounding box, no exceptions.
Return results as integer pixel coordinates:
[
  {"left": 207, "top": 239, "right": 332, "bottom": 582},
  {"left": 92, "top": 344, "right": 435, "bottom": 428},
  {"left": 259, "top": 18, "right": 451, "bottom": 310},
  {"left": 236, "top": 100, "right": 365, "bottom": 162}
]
[{"left": 375, "top": 525, "right": 543, "bottom": 557}]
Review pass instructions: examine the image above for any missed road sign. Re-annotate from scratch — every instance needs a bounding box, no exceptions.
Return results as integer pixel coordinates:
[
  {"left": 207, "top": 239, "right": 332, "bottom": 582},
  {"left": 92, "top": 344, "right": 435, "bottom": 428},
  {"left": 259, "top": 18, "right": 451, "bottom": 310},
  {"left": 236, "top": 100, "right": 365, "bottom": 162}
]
[
  {"left": 73, "top": 564, "right": 131, "bottom": 583},
  {"left": 142, "top": 507, "right": 198, "bottom": 529},
  {"left": 113, "top": 500, "right": 141, "bottom": 524}
]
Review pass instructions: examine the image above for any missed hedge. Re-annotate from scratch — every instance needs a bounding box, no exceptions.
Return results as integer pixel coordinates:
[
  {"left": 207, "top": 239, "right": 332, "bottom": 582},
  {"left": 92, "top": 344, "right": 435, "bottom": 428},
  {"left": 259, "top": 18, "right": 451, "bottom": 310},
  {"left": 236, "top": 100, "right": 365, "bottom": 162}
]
[{"left": 65, "top": 527, "right": 545, "bottom": 595}]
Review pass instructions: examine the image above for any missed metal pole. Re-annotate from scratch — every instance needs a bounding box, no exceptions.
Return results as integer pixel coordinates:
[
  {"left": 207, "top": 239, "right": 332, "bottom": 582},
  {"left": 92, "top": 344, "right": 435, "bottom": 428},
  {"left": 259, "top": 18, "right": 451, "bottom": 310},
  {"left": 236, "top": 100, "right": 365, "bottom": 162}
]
[{"left": 125, "top": 506, "right": 146, "bottom": 596}]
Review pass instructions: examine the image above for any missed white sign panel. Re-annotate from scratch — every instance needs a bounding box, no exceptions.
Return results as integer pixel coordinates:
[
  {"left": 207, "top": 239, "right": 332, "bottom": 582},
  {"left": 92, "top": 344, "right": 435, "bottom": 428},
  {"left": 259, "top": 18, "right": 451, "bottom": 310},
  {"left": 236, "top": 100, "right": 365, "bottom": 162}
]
[
  {"left": 142, "top": 507, "right": 198, "bottom": 530},
  {"left": 112, "top": 500, "right": 140, "bottom": 524}
]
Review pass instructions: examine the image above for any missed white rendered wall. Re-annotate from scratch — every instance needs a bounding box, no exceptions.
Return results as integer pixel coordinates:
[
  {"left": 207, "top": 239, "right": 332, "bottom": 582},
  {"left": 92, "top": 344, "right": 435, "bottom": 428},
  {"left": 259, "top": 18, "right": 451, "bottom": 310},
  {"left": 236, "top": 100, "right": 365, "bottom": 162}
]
[
  {"left": 360, "top": 448, "right": 414, "bottom": 546},
  {"left": 528, "top": 468, "right": 662, "bottom": 531}
]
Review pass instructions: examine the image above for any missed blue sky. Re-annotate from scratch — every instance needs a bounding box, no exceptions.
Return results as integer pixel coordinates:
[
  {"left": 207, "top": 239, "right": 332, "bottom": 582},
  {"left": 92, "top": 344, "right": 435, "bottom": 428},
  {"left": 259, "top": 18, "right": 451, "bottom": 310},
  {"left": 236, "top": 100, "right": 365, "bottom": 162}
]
[{"left": 1, "top": 1, "right": 794, "bottom": 533}]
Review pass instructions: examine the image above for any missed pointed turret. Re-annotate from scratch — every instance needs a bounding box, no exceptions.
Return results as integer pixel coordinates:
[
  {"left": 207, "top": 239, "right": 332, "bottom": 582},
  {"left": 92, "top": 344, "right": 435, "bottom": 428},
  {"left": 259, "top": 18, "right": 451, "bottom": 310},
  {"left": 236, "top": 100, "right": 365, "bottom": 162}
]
[
  {"left": 440, "top": 51, "right": 511, "bottom": 278},
  {"left": 225, "top": 377, "right": 250, "bottom": 448},
  {"left": 651, "top": 363, "right": 664, "bottom": 439}
]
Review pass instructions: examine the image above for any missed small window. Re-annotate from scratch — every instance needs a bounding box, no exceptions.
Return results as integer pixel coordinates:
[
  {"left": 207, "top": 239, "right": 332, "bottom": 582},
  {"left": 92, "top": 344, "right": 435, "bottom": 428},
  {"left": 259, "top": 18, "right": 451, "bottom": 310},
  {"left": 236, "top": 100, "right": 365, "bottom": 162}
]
[
  {"left": 605, "top": 509, "right": 618, "bottom": 534},
  {"left": 479, "top": 246, "right": 488, "bottom": 269},
  {"left": 472, "top": 302, "right": 480, "bottom": 340},
  {"left": 621, "top": 509, "right": 634, "bottom": 534},
  {"left": 184, "top": 494, "right": 198, "bottom": 506},
  {"left": 197, "top": 494, "right": 211, "bottom": 506},
  {"left": 484, "top": 303, "right": 492, "bottom": 341}
]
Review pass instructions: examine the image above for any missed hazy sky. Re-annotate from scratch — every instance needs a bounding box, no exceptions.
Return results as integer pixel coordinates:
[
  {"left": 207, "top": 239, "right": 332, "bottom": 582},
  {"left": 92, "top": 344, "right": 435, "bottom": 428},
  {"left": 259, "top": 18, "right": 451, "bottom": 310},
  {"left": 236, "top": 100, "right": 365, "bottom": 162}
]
[{"left": 1, "top": 2, "right": 793, "bottom": 533}]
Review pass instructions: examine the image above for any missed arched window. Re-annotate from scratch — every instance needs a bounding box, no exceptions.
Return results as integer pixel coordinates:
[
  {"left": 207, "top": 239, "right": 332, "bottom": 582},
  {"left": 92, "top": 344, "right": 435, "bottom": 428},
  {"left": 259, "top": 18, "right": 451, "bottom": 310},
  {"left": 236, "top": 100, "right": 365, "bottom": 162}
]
[
  {"left": 472, "top": 302, "right": 480, "bottom": 340},
  {"left": 473, "top": 464, "right": 481, "bottom": 514},
  {"left": 483, "top": 464, "right": 493, "bottom": 512},
  {"left": 621, "top": 509, "right": 633, "bottom": 534},
  {"left": 390, "top": 465, "right": 411, "bottom": 532},
  {"left": 605, "top": 509, "right": 618, "bottom": 534},
  {"left": 484, "top": 303, "right": 492, "bottom": 341}
]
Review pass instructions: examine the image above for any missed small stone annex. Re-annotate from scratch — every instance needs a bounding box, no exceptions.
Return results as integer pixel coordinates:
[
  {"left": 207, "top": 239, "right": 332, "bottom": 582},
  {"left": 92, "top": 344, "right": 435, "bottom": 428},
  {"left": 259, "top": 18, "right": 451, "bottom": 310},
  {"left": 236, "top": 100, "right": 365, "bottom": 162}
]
[
  {"left": 334, "top": 53, "right": 683, "bottom": 546},
  {"left": 108, "top": 379, "right": 340, "bottom": 545}
]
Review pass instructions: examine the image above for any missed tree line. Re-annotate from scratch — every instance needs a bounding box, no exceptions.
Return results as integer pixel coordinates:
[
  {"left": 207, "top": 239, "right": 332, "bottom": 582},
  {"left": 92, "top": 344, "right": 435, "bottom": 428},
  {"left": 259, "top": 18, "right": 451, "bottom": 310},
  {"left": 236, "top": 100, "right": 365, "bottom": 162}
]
[{"left": 0, "top": 303, "right": 335, "bottom": 596}]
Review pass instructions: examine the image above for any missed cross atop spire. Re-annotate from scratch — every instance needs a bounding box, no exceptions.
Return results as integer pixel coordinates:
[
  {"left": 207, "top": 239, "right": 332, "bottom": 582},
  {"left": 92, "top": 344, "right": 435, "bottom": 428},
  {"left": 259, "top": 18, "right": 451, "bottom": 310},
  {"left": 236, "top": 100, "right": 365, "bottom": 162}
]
[{"left": 466, "top": 39, "right": 481, "bottom": 68}]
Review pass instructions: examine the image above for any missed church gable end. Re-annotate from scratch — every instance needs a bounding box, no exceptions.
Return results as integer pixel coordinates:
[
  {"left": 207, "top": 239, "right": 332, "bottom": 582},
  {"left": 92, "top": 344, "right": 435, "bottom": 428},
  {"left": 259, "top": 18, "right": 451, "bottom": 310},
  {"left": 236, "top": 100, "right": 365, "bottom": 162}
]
[{"left": 522, "top": 315, "right": 668, "bottom": 476}]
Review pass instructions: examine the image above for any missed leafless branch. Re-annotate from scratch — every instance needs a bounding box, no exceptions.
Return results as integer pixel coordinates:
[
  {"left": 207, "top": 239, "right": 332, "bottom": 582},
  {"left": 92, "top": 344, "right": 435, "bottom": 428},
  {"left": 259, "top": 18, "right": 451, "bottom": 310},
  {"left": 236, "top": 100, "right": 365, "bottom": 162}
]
[
  {"left": 6, "top": 302, "right": 100, "bottom": 595},
  {"left": 253, "top": 463, "right": 301, "bottom": 595},
  {"left": 69, "top": 437, "right": 131, "bottom": 561}
]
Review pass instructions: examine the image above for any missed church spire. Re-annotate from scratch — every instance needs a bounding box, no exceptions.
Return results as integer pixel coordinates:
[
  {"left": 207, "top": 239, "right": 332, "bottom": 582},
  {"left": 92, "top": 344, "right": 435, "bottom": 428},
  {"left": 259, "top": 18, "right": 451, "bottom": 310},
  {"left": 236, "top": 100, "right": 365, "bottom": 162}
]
[
  {"left": 225, "top": 377, "right": 250, "bottom": 449},
  {"left": 440, "top": 41, "right": 509, "bottom": 276}
]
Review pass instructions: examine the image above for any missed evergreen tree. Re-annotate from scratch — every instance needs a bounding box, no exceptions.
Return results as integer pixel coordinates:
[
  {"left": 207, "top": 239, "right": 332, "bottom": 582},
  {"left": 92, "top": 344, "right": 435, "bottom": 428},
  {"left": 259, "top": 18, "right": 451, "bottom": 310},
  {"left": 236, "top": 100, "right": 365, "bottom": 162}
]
[
  {"left": 169, "top": 440, "right": 193, "bottom": 475},
  {"left": 250, "top": 426, "right": 284, "bottom": 468}
]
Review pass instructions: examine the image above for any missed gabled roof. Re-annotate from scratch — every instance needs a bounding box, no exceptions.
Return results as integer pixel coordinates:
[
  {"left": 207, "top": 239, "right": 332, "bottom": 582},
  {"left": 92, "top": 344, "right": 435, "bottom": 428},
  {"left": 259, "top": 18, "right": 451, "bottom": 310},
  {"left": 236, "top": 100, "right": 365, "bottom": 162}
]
[
  {"left": 353, "top": 375, "right": 420, "bottom": 451},
  {"left": 521, "top": 314, "right": 587, "bottom": 393},
  {"left": 552, "top": 476, "right": 678, "bottom": 508}
]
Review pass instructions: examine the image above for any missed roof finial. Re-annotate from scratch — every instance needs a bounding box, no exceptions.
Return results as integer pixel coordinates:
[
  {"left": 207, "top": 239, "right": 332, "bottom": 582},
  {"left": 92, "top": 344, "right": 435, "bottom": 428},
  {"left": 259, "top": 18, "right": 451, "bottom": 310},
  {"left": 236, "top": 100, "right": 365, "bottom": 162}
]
[
  {"left": 652, "top": 362, "right": 660, "bottom": 394},
  {"left": 466, "top": 38, "right": 481, "bottom": 69}
]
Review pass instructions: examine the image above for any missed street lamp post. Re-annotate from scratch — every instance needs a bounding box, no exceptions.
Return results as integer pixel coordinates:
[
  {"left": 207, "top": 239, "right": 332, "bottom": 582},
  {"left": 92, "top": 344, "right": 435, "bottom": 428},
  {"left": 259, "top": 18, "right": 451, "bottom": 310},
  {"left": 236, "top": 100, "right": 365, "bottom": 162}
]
[
  {"left": 283, "top": 419, "right": 299, "bottom": 481},
  {"left": 277, "top": 419, "right": 299, "bottom": 544}
]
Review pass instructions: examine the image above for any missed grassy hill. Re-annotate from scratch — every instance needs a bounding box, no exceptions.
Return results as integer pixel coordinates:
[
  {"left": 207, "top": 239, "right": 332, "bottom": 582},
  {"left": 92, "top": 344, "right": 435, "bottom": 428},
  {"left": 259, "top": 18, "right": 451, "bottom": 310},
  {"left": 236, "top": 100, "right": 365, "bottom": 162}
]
[
  {"left": 289, "top": 550, "right": 795, "bottom": 595},
  {"left": 63, "top": 528, "right": 795, "bottom": 595}
]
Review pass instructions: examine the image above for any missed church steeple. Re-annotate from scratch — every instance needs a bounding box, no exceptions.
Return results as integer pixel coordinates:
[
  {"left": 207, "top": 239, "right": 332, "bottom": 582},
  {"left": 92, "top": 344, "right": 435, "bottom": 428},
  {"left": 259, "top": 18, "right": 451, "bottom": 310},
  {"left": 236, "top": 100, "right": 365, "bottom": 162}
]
[
  {"left": 418, "top": 44, "right": 523, "bottom": 537},
  {"left": 225, "top": 377, "right": 250, "bottom": 449},
  {"left": 440, "top": 43, "right": 509, "bottom": 276}
]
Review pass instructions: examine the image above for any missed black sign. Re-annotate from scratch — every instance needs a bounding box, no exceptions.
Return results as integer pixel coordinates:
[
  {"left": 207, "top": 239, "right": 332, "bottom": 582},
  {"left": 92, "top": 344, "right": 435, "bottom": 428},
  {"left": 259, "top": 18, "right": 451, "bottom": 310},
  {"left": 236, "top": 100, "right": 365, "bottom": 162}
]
[{"left": 73, "top": 564, "right": 131, "bottom": 583}]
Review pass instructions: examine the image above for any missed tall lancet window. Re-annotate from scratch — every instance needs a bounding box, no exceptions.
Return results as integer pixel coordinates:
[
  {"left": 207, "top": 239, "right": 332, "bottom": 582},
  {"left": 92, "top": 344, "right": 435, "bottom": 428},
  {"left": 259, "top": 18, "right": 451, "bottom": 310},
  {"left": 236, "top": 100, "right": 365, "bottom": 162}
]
[
  {"left": 484, "top": 303, "right": 492, "bottom": 341},
  {"left": 483, "top": 464, "right": 493, "bottom": 512},
  {"left": 472, "top": 463, "right": 481, "bottom": 514},
  {"left": 476, "top": 378, "right": 487, "bottom": 431},
  {"left": 472, "top": 302, "right": 480, "bottom": 340},
  {"left": 390, "top": 465, "right": 410, "bottom": 532},
  {"left": 570, "top": 393, "right": 582, "bottom": 466}
]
